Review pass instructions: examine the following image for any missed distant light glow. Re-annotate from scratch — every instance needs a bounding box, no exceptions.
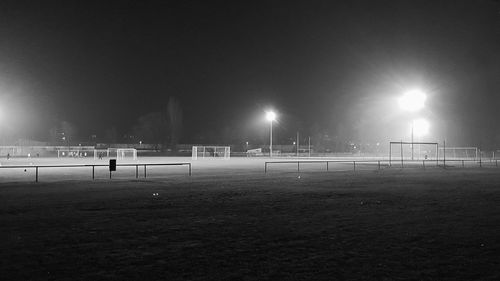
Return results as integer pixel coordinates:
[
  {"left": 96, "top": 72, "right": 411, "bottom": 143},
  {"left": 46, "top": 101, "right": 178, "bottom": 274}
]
[
  {"left": 266, "top": 111, "right": 276, "bottom": 122},
  {"left": 399, "top": 90, "right": 426, "bottom": 112},
  {"left": 413, "top": 118, "right": 430, "bottom": 137}
]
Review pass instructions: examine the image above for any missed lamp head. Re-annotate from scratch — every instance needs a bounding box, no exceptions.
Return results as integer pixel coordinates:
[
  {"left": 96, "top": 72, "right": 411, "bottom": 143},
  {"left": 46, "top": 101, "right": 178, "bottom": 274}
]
[
  {"left": 399, "top": 89, "right": 426, "bottom": 112},
  {"left": 266, "top": 111, "right": 276, "bottom": 122}
]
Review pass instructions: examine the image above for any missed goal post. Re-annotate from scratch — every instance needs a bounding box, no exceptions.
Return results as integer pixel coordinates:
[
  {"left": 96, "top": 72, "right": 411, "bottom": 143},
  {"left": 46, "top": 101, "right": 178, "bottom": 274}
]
[
  {"left": 116, "top": 148, "right": 137, "bottom": 160},
  {"left": 192, "top": 146, "right": 230, "bottom": 160},
  {"left": 389, "top": 141, "right": 438, "bottom": 166}
]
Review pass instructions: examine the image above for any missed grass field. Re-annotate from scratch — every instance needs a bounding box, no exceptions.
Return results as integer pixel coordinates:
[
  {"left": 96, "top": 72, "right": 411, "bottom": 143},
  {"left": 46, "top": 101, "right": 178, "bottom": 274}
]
[{"left": 1, "top": 158, "right": 500, "bottom": 280}]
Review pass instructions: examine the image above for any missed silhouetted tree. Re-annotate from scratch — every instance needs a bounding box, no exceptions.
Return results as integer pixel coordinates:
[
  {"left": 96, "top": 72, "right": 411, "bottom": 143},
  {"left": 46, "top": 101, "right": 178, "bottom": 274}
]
[
  {"left": 133, "top": 112, "right": 167, "bottom": 150},
  {"left": 104, "top": 127, "right": 118, "bottom": 144},
  {"left": 166, "top": 96, "right": 183, "bottom": 146},
  {"left": 60, "top": 121, "right": 77, "bottom": 145}
]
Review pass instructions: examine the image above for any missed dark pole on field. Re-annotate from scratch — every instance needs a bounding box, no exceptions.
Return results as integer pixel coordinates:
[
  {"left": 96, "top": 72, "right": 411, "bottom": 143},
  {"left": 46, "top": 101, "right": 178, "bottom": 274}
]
[
  {"left": 326, "top": 161, "right": 329, "bottom": 171},
  {"left": 443, "top": 140, "right": 446, "bottom": 168},
  {"left": 308, "top": 137, "right": 311, "bottom": 158},
  {"left": 269, "top": 120, "right": 273, "bottom": 158},
  {"left": 92, "top": 166, "right": 95, "bottom": 180},
  {"left": 411, "top": 120, "right": 414, "bottom": 161},
  {"left": 188, "top": 163, "right": 192, "bottom": 176},
  {"left": 436, "top": 143, "right": 439, "bottom": 167},
  {"left": 389, "top": 143, "right": 392, "bottom": 166},
  {"left": 400, "top": 141, "right": 404, "bottom": 167},
  {"left": 265, "top": 162, "right": 267, "bottom": 173},
  {"left": 136, "top": 165, "right": 138, "bottom": 178},
  {"left": 296, "top": 131, "right": 299, "bottom": 157},
  {"left": 144, "top": 165, "right": 147, "bottom": 178},
  {"left": 353, "top": 161, "right": 356, "bottom": 171},
  {"left": 36, "top": 166, "right": 38, "bottom": 183},
  {"left": 297, "top": 161, "right": 300, "bottom": 172}
]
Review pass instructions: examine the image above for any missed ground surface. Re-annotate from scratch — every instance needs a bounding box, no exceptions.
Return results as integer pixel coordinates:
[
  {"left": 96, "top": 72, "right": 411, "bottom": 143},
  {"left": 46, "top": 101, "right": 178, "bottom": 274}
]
[{"left": 1, "top": 158, "right": 500, "bottom": 280}]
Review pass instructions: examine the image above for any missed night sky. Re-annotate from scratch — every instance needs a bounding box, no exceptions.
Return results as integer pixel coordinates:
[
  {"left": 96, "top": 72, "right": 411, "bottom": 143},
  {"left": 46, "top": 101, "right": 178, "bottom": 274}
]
[{"left": 0, "top": 0, "right": 499, "bottom": 147}]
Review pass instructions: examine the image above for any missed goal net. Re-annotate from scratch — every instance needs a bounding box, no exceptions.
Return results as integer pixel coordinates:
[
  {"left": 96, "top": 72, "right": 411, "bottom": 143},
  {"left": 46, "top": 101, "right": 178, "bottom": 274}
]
[
  {"left": 438, "top": 147, "right": 478, "bottom": 160},
  {"left": 192, "top": 146, "right": 230, "bottom": 160},
  {"left": 116, "top": 148, "right": 137, "bottom": 160},
  {"left": 389, "top": 141, "right": 438, "bottom": 164}
]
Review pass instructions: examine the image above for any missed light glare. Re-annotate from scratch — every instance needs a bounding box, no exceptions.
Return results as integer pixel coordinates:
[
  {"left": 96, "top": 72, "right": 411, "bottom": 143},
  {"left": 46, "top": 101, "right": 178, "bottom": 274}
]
[
  {"left": 399, "top": 90, "right": 426, "bottom": 112},
  {"left": 266, "top": 111, "right": 276, "bottom": 122},
  {"left": 413, "top": 118, "right": 430, "bottom": 137}
]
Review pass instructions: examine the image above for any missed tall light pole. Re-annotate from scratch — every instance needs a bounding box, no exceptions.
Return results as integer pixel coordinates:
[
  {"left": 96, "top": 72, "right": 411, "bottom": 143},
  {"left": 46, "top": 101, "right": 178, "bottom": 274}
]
[
  {"left": 266, "top": 111, "right": 276, "bottom": 158},
  {"left": 398, "top": 89, "right": 426, "bottom": 160},
  {"left": 413, "top": 118, "right": 430, "bottom": 159}
]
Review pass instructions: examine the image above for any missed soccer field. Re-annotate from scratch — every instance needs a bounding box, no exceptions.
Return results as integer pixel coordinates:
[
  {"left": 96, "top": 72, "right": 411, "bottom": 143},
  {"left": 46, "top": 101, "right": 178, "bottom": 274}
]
[
  {"left": 2, "top": 155, "right": 489, "bottom": 183},
  {"left": 0, "top": 156, "right": 391, "bottom": 183},
  {"left": 1, "top": 165, "right": 500, "bottom": 280}
]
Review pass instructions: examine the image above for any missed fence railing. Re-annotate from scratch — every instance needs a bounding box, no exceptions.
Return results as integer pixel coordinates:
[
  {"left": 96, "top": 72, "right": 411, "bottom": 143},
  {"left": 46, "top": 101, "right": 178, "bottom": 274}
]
[
  {"left": 0, "top": 163, "right": 191, "bottom": 182},
  {"left": 264, "top": 159, "right": 499, "bottom": 173},
  {"left": 264, "top": 160, "right": 385, "bottom": 173}
]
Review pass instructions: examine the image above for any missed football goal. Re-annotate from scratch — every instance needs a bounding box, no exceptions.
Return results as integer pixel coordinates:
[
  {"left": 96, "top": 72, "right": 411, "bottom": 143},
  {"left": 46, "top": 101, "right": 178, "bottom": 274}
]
[
  {"left": 389, "top": 141, "right": 438, "bottom": 165},
  {"left": 192, "top": 146, "right": 230, "bottom": 160},
  {"left": 116, "top": 148, "right": 137, "bottom": 160}
]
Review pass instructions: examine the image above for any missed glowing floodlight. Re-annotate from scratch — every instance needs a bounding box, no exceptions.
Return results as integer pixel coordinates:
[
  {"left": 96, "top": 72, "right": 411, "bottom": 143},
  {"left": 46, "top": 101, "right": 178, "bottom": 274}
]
[
  {"left": 399, "top": 90, "right": 426, "bottom": 112},
  {"left": 413, "top": 118, "right": 430, "bottom": 137},
  {"left": 266, "top": 111, "right": 276, "bottom": 122}
]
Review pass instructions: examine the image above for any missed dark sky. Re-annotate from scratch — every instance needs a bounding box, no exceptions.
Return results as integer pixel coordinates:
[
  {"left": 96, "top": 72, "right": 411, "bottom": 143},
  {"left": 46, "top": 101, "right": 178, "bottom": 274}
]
[{"left": 0, "top": 0, "right": 499, "bottom": 146}]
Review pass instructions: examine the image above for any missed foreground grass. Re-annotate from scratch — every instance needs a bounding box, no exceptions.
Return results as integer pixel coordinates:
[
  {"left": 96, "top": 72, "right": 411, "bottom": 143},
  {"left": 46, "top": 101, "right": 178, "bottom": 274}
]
[{"left": 1, "top": 168, "right": 500, "bottom": 280}]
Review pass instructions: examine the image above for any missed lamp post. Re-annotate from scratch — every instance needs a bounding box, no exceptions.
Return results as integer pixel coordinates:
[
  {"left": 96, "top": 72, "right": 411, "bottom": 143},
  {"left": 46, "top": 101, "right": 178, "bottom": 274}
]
[
  {"left": 398, "top": 90, "right": 426, "bottom": 160},
  {"left": 412, "top": 118, "right": 430, "bottom": 159},
  {"left": 266, "top": 111, "right": 276, "bottom": 158}
]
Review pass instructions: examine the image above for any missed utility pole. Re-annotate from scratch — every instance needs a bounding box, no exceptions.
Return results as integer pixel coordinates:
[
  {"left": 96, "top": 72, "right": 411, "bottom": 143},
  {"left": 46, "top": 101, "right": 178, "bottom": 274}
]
[
  {"left": 296, "top": 131, "right": 299, "bottom": 157},
  {"left": 308, "top": 136, "right": 311, "bottom": 158}
]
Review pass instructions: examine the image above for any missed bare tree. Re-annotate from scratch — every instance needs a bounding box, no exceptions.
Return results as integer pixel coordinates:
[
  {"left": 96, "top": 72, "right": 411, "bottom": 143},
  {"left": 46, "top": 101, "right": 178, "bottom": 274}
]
[
  {"left": 60, "top": 121, "right": 77, "bottom": 145},
  {"left": 104, "top": 127, "right": 118, "bottom": 144},
  {"left": 166, "top": 96, "right": 183, "bottom": 146},
  {"left": 133, "top": 112, "right": 167, "bottom": 150}
]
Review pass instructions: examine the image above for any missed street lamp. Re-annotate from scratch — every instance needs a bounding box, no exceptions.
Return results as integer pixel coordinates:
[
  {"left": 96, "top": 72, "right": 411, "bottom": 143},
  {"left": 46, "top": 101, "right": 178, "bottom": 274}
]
[
  {"left": 266, "top": 111, "right": 276, "bottom": 158},
  {"left": 399, "top": 89, "right": 427, "bottom": 160},
  {"left": 412, "top": 118, "right": 430, "bottom": 160}
]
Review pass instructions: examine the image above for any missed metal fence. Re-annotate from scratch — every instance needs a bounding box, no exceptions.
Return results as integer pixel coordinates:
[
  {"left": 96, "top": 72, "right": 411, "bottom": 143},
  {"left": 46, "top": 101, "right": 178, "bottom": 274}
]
[
  {"left": 264, "top": 160, "right": 386, "bottom": 173},
  {"left": 264, "top": 159, "right": 500, "bottom": 173},
  {"left": 0, "top": 163, "right": 191, "bottom": 182}
]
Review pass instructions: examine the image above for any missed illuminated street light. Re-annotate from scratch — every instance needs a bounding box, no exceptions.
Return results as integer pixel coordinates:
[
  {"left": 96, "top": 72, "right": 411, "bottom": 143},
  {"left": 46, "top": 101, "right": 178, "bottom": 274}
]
[
  {"left": 266, "top": 111, "right": 276, "bottom": 157},
  {"left": 266, "top": 111, "right": 276, "bottom": 122},
  {"left": 398, "top": 89, "right": 426, "bottom": 112}
]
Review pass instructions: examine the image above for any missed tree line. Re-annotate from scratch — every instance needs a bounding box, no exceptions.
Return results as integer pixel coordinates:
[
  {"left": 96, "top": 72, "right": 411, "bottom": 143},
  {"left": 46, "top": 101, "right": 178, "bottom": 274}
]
[{"left": 48, "top": 97, "right": 183, "bottom": 151}]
